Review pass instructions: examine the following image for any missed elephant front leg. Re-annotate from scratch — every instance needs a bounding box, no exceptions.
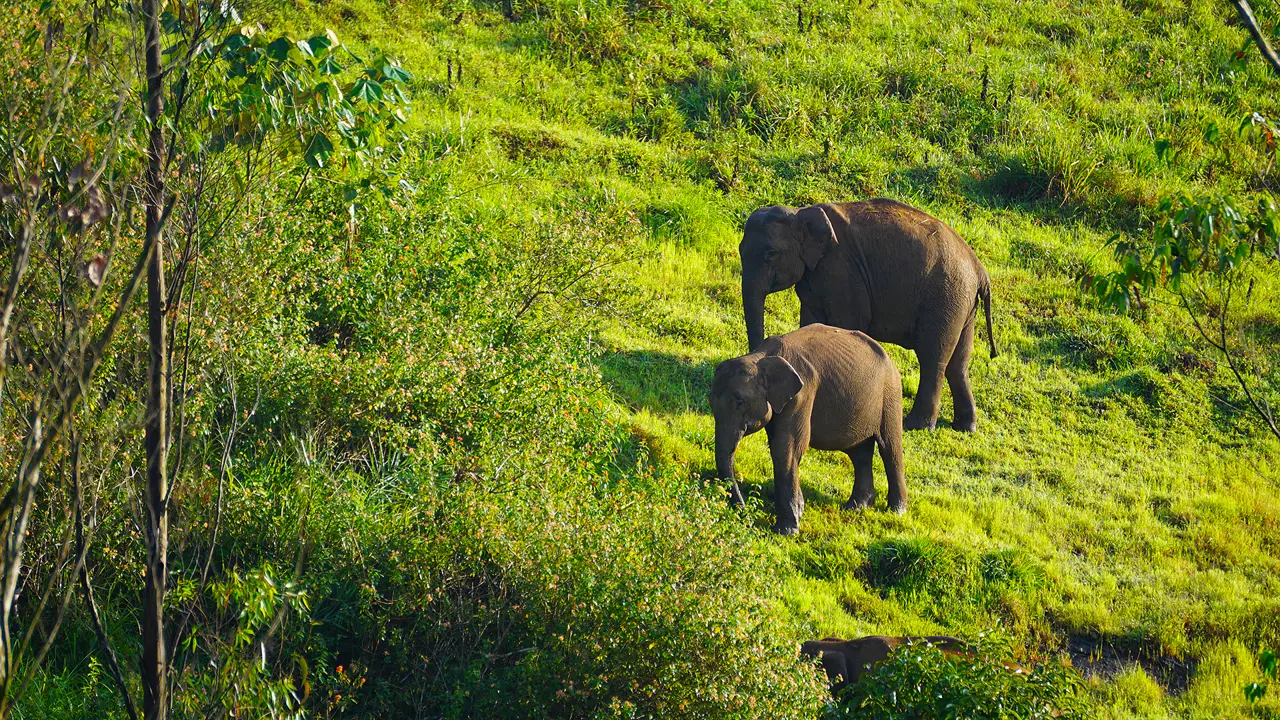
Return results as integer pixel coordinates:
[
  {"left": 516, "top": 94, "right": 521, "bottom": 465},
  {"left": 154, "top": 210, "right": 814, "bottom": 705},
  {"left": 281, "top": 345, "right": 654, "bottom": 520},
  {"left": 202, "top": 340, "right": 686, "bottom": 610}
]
[
  {"left": 767, "top": 420, "right": 808, "bottom": 535},
  {"left": 796, "top": 281, "right": 827, "bottom": 329},
  {"left": 798, "top": 302, "right": 825, "bottom": 328},
  {"left": 843, "top": 440, "right": 877, "bottom": 511}
]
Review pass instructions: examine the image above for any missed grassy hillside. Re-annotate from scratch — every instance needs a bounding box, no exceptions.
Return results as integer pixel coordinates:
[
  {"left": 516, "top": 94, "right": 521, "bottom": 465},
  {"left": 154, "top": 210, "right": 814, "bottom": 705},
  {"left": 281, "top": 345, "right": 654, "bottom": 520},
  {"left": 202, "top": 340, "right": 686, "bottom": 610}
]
[
  {"left": 264, "top": 0, "right": 1280, "bottom": 715},
  {"left": 17, "top": 0, "right": 1280, "bottom": 716}
]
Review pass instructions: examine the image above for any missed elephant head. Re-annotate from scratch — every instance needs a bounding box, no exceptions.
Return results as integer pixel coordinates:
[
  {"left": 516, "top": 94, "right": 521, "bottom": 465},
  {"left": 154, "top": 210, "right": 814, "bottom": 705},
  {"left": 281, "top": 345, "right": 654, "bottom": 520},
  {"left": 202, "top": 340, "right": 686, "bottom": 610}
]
[
  {"left": 740, "top": 204, "right": 839, "bottom": 350},
  {"left": 709, "top": 353, "right": 804, "bottom": 505}
]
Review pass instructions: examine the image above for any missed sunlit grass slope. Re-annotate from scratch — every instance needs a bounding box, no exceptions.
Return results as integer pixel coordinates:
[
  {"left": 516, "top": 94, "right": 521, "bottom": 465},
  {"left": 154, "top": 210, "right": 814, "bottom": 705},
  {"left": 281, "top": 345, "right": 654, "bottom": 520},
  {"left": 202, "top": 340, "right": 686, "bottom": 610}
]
[{"left": 284, "top": 0, "right": 1280, "bottom": 715}]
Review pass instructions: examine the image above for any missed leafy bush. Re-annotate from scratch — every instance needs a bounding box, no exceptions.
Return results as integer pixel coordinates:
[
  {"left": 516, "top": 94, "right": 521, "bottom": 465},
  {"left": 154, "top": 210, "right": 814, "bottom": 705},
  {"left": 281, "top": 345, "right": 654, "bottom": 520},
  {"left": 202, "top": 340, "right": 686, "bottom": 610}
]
[
  {"left": 206, "top": 438, "right": 828, "bottom": 718},
  {"left": 828, "top": 642, "right": 1088, "bottom": 720}
]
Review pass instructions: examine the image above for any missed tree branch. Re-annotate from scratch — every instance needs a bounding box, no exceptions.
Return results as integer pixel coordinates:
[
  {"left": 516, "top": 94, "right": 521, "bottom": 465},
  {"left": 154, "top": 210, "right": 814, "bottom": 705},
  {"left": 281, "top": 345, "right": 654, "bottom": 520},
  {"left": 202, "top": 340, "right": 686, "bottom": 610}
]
[
  {"left": 1232, "top": 0, "right": 1280, "bottom": 77},
  {"left": 1178, "top": 284, "right": 1280, "bottom": 442}
]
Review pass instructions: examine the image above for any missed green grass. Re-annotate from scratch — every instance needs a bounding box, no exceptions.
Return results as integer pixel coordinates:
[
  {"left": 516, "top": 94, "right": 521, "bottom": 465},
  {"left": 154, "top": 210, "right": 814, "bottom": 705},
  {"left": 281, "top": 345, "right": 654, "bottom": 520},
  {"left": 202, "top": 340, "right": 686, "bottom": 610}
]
[
  {"left": 17, "top": 0, "right": 1280, "bottom": 715},
  {"left": 254, "top": 0, "right": 1280, "bottom": 714}
]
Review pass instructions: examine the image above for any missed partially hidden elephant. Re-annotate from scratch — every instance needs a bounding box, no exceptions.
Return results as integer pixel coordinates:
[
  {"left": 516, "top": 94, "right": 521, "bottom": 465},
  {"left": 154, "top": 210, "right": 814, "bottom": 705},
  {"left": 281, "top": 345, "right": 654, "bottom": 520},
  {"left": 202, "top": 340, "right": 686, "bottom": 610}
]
[
  {"left": 739, "top": 197, "right": 997, "bottom": 432},
  {"left": 800, "top": 636, "right": 969, "bottom": 691},
  {"left": 710, "top": 324, "right": 905, "bottom": 535}
]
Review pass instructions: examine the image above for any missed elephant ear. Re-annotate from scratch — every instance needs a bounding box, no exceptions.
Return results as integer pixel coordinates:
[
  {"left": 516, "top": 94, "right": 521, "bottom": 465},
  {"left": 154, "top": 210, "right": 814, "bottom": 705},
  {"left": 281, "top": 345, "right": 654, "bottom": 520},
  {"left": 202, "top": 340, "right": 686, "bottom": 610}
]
[
  {"left": 759, "top": 355, "right": 803, "bottom": 413},
  {"left": 797, "top": 205, "right": 838, "bottom": 270}
]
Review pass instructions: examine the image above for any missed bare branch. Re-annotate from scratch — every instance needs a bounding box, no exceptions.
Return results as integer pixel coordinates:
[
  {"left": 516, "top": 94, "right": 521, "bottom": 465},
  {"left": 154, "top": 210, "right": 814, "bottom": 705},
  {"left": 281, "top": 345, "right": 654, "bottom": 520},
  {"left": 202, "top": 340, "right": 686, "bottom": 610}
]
[
  {"left": 76, "top": 434, "right": 139, "bottom": 720},
  {"left": 1178, "top": 282, "right": 1280, "bottom": 442},
  {"left": 1232, "top": 0, "right": 1280, "bottom": 77}
]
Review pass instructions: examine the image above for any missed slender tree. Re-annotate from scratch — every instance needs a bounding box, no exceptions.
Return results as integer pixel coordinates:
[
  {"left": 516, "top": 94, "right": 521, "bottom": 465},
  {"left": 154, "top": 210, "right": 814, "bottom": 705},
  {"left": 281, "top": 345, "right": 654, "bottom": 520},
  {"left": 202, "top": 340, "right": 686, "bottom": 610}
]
[{"left": 140, "top": 0, "right": 170, "bottom": 715}]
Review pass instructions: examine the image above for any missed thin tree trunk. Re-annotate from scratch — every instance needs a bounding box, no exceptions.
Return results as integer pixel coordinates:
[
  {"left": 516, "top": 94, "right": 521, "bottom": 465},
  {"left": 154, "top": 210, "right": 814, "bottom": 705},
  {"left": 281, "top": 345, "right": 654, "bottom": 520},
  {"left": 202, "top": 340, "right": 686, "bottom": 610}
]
[
  {"left": 141, "top": 0, "right": 170, "bottom": 716},
  {"left": 0, "top": 414, "right": 41, "bottom": 704},
  {"left": 1232, "top": 0, "right": 1280, "bottom": 77}
]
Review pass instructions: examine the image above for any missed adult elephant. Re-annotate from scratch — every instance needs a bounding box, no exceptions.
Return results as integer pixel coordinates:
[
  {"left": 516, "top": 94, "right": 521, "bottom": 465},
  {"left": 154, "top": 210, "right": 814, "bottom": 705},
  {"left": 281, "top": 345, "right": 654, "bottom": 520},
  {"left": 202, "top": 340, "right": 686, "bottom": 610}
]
[{"left": 739, "top": 198, "right": 997, "bottom": 431}]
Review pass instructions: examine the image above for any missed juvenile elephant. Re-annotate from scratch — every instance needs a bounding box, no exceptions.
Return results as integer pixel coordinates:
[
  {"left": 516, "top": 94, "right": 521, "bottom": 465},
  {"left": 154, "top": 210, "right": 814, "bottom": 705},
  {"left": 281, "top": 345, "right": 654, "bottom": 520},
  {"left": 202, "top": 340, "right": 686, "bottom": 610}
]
[
  {"left": 800, "top": 636, "right": 969, "bottom": 691},
  {"left": 740, "top": 198, "right": 997, "bottom": 431},
  {"left": 710, "top": 324, "right": 905, "bottom": 535}
]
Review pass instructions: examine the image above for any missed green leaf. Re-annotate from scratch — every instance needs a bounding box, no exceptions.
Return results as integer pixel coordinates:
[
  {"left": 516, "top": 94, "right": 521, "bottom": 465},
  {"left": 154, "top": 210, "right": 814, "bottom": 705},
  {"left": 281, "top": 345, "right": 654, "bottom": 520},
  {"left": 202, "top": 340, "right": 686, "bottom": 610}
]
[
  {"left": 315, "top": 81, "right": 343, "bottom": 102},
  {"left": 222, "top": 32, "right": 250, "bottom": 55},
  {"left": 161, "top": 11, "right": 182, "bottom": 35},
  {"left": 1246, "top": 681, "right": 1267, "bottom": 703},
  {"left": 306, "top": 34, "right": 333, "bottom": 54},
  {"left": 351, "top": 78, "right": 384, "bottom": 103},
  {"left": 295, "top": 39, "right": 314, "bottom": 57},
  {"left": 1154, "top": 138, "right": 1171, "bottom": 163},
  {"left": 267, "top": 37, "right": 292, "bottom": 61},
  {"left": 304, "top": 132, "right": 334, "bottom": 169},
  {"left": 382, "top": 63, "right": 411, "bottom": 83},
  {"left": 1204, "top": 122, "right": 1221, "bottom": 145},
  {"left": 318, "top": 55, "right": 343, "bottom": 75}
]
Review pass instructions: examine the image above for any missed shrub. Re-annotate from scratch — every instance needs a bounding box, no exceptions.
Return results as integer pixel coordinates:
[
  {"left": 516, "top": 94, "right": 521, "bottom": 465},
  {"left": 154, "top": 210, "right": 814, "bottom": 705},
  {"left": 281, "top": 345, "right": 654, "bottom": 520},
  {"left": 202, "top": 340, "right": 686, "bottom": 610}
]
[
  {"left": 212, "top": 440, "right": 828, "bottom": 718},
  {"left": 828, "top": 641, "right": 1089, "bottom": 719}
]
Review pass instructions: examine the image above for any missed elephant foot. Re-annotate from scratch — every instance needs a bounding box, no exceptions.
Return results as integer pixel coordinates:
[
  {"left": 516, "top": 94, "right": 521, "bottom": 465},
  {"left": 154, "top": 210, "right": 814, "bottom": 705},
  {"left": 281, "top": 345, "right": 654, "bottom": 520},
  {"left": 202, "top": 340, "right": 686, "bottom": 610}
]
[
  {"left": 952, "top": 416, "right": 978, "bottom": 433},
  {"left": 842, "top": 497, "right": 874, "bottom": 512},
  {"left": 888, "top": 501, "right": 908, "bottom": 515},
  {"left": 903, "top": 414, "right": 938, "bottom": 431},
  {"left": 773, "top": 523, "right": 800, "bottom": 536}
]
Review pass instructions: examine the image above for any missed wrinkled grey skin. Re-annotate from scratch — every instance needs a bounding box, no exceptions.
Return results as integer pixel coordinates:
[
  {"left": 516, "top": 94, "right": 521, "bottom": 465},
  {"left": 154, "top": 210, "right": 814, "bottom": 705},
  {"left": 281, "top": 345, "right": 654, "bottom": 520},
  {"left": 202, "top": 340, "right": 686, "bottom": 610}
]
[
  {"left": 739, "top": 198, "right": 997, "bottom": 432},
  {"left": 710, "top": 324, "right": 905, "bottom": 535}
]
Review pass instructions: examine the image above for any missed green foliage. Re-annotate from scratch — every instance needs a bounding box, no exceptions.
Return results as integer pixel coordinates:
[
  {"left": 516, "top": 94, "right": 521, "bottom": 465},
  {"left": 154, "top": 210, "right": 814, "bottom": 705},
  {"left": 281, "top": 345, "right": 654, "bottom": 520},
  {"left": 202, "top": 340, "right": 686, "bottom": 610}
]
[
  {"left": 1083, "top": 190, "right": 1280, "bottom": 310},
  {"left": 1080, "top": 122, "right": 1280, "bottom": 447},
  {"left": 11, "top": 658, "right": 128, "bottom": 720},
  {"left": 197, "top": 24, "right": 412, "bottom": 167},
  {"left": 828, "top": 641, "right": 1088, "bottom": 719},
  {"left": 227, "top": 184, "right": 641, "bottom": 457},
  {"left": 857, "top": 538, "right": 1044, "bottom": 626},
  {"left": 171, "top": 569, "right": 311, "bottom": 719},
  {"left": 205, "top": 438, "right": 827, "bottom": 718}
]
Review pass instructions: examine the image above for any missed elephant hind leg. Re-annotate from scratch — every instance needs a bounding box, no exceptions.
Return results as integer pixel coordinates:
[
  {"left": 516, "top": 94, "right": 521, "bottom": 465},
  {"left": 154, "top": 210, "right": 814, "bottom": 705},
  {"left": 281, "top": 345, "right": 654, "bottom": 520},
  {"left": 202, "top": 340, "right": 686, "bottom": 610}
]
[
  {"left": 904, "top": 326, "right": 961, "bottom": 432},
  {"left": 947, "top": 310, "right": 978, "bottom": 432},
  {"left": 880, "top": 391, "right": 907, "bottom": 513},
  {"left": 843, "top": 439, "right": 877, "bottom": 511}
]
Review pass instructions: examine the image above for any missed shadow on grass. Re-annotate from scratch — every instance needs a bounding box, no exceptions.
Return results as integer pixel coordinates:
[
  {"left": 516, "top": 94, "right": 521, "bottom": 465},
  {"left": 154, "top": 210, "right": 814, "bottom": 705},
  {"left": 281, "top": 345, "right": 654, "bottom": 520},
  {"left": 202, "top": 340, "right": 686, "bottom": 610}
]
[
  {"left": 694, "top": 466, "right": 854, "bottom": 520},
  {"left": 598, "top": 349, "right": 718, "bottom": 415}
]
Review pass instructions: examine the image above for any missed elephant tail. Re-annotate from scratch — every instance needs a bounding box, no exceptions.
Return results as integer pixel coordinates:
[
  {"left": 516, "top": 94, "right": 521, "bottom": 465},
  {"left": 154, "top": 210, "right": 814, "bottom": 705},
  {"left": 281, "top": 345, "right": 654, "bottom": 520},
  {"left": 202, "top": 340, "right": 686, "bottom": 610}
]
[{"left": 979, "top": 278, "right": 998, "bottom": 359}]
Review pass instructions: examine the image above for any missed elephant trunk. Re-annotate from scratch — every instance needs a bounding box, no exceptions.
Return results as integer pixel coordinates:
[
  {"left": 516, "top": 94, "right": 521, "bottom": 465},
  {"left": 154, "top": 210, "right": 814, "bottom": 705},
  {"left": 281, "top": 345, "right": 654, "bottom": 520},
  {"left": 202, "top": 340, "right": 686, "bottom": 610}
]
[
  {"left": 743, "top": 278, "right": 767, "bottom": 352},
  {"left": 715, "top": 423, "right": 746, "bottom": 507}
]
